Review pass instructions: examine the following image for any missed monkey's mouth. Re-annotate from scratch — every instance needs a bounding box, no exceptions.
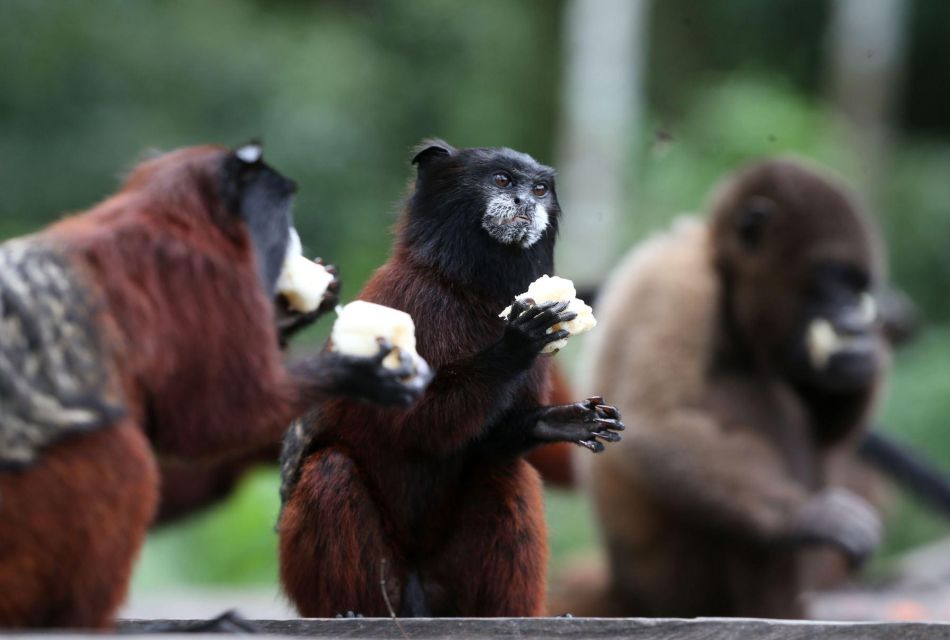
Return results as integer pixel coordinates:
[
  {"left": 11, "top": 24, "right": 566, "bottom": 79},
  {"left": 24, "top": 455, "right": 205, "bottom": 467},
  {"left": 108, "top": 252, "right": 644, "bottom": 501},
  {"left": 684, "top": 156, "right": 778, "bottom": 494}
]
[{"left": 483, "top": 197, "right": 549, "bottom": 248}]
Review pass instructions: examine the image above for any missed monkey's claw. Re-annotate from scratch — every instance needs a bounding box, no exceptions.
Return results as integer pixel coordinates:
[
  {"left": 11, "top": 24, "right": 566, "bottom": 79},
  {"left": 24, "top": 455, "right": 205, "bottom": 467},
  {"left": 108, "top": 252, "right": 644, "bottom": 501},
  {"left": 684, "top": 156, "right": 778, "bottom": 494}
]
[{"left": 533, "top": 397, "right": 624, "bottom": 452}]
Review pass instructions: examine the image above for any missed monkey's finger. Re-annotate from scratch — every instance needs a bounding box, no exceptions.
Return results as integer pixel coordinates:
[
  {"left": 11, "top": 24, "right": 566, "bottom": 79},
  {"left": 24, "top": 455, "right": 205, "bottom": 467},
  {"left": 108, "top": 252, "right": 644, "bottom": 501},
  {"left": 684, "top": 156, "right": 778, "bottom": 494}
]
[
  {"left": 586, "top": 395, "right": 605, "bottom": 407},
  {"left": 541, "top": 329, "right": 571, "bottom": 346},
  {"left": 577, "top": 439, "right": 605, "bottom": 453},
  {"left": 515, "top": 299, "right": 555, "bottom": 324},
  {"left": 525, "top": 306, "right": 570, "bottom": 332},
  {"left": 373, "top": 338, "right": 396, "bottom": 363},
  {"left": 509, "top": 298, "right": 533, "bottom": 319},
  {"left": 594, "top": 418, "right": 625, "bottom": 431},
  {"left": 591, "top": 430, "right": 622, "bottom": 443},
  {"left": 594, "top": 404, "right": 620, "bottom": 419}
]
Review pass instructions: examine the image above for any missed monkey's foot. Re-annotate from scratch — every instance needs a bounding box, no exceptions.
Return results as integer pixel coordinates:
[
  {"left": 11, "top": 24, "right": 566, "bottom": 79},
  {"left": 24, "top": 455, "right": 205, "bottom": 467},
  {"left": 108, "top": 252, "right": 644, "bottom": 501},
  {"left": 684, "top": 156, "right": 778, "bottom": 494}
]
[
  {"left": 533, "top": 396, "right": 624, "bottom": 453},
  {"left": 335, "top": 611, "right": 365, "bottom": 619}
]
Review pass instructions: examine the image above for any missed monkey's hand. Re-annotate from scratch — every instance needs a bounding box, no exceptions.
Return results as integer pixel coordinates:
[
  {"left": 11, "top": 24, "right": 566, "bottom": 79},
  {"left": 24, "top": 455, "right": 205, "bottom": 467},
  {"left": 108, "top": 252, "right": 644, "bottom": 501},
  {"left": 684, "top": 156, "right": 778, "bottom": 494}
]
[
  {"left": 789, "top": 487, "right": 882, "bottom": 568},
  {"left": 500, "top": 298, "right": 575, "bottom": 364},
  {"left": 325, "top": 339, "right": 432, "bottom": 407},
  {"left": 532, "top": 396, "right": 624, "bottom": 453},
  {"left": 277, "top": 260, "right": 340, "bottom": 346}
]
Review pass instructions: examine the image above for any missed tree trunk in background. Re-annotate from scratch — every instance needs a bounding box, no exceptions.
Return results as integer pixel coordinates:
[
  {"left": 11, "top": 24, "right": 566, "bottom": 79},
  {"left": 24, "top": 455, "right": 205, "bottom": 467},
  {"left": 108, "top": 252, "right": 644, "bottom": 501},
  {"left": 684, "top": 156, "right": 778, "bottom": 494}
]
[
  {"left": 555, "top": 0, "right": 650, "bottom": 290},
  {"left": 827, "top": 0, "right": 908, "bottom": 206}
]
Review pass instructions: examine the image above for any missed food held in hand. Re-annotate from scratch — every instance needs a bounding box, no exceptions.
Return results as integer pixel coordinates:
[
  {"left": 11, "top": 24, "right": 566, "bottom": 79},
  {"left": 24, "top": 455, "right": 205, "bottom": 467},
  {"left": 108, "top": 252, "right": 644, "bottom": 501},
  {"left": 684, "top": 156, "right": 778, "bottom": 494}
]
[
  {"left": 331, "top": 300, "right": 424, "bottom": 372},
  {"left": 276, "top": 230, "right": 335, "bottom": 313},
  {"left": 500, "top": 275, "right": 597, "bottom": 353}
]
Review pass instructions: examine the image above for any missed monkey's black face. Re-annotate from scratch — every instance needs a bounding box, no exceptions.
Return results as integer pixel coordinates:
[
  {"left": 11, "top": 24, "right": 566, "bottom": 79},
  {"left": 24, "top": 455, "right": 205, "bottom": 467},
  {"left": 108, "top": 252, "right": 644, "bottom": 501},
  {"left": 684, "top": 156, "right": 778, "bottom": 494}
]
[
  {"left": 785, "top": 262, "right": 882, "bottom": 394},
  {"left": 403, "top": 140, "right": 560, "bottom": 299},
  {"left": 220, "top": 142, "right": 298, "bottom": 296},
  {"left": 475, "top": 154, "right": 558, "bottom": 248}
]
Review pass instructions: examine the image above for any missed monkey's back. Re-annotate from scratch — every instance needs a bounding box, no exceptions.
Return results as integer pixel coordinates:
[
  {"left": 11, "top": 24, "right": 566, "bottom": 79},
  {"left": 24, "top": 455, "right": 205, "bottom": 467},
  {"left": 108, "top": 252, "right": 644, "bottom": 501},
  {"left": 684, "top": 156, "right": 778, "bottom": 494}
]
[{"left": 0, "top": 237, "right": 124, "bottom": 469}]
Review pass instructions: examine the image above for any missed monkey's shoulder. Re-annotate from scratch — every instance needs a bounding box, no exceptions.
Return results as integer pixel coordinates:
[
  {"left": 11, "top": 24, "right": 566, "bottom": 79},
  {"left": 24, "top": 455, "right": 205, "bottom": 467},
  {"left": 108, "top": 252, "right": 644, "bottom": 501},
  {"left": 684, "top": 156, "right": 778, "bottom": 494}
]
[{"left": 0, "top": 239, "right": 124, "bottom": 469}]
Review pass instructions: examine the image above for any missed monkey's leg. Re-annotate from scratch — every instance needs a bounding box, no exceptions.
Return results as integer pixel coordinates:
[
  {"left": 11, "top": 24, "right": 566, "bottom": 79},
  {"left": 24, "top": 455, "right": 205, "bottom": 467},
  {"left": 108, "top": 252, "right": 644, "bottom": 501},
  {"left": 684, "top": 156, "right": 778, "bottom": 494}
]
[
  {"left": 278, "top": 447, "right": 402, "bottom": 618},
  {"left": 0, "top": 421, "right": 157, "bottom": 629},
  {"left": 430, "top": 460, "right": 547, "bottom": 616}
]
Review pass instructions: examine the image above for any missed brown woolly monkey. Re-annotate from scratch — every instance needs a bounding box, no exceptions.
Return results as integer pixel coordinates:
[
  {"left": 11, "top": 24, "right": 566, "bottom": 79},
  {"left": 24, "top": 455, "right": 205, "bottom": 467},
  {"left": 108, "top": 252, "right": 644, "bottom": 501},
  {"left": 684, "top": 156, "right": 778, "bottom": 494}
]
[
  {"left": 278, "top": 139, "right": 624, "bottom": 618},
  {"left": 569, "top": 158, "right": 889, "bottom": 618},
  {"left": 0, "top": 143, "right": 425, "bottom": 629}
]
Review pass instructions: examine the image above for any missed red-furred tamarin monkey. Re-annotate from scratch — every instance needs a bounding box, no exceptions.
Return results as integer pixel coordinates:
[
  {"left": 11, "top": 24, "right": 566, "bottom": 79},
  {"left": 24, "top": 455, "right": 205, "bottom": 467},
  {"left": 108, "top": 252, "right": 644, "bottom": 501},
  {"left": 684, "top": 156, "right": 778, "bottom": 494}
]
[
  {"left": 278, "top": 139, "right": 623, "bottom": 617},
  {"left": 0, "top": 143, "right": 426, "bottom": 629}
]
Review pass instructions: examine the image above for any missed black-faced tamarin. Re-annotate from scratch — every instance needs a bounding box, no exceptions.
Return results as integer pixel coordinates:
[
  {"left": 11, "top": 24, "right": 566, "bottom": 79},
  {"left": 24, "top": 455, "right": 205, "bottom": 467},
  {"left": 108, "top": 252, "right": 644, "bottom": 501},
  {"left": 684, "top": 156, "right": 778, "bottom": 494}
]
[{"left": 278, "top": 139, "right": 623, "bottom": 617}]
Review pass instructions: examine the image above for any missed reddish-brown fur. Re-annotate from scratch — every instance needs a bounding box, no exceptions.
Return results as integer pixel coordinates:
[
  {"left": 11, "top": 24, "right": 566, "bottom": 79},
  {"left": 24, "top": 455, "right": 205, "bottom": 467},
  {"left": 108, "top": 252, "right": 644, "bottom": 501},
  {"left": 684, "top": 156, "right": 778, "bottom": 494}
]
[
  {"left": 0, "top": 421, "right": 155, "bottom": 628},
  {"left": 0, "top": 147, "right": 307, "bottom": 628},
  {"left": 279, "top": 253, "right": 552, "bottom": 617},
  {"left": 524, "top": 365, "right": 576, "bottom": 488},
  {"left": 159, "top": 364, "right": 572, "bottom": 524}
]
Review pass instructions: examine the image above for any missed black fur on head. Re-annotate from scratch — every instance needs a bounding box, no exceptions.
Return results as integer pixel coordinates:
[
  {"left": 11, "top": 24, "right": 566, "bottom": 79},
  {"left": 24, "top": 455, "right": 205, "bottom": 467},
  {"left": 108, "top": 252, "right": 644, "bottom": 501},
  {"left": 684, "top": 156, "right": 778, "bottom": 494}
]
[
  {"left": 399, "top": 138, "right": 560, "bottom": 301},
  {"left": 220, "top": 141, "right": 299, "bottom": 296}
]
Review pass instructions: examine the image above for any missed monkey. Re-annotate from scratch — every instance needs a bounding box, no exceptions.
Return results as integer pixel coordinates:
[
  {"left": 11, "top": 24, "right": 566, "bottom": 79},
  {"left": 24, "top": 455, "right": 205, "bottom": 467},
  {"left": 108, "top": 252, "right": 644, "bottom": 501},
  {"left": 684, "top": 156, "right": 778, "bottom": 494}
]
[
  {"left": 564, "top": 158, "right": 889, "bottom": 619},
  {"left": 0, "top": 143, "right": 426, "bottom": 629},
  {"left": 277, "top": 139, "right": 624, "bottom": 618}
]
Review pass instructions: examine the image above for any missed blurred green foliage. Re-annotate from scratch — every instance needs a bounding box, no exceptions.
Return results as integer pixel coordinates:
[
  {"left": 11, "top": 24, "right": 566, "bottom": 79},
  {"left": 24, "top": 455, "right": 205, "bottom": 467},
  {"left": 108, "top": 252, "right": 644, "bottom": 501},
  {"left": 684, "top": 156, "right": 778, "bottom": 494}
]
[{"left": 2, "top": 0, "right": 950, "bottom": 591}]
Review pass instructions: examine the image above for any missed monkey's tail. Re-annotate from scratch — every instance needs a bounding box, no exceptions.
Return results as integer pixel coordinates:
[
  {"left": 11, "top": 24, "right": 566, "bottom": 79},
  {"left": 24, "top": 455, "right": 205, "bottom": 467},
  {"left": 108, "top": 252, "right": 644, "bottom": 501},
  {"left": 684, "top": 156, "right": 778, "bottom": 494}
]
[{"left": 859, "top": 430, "right": 950, "bottom": 516}]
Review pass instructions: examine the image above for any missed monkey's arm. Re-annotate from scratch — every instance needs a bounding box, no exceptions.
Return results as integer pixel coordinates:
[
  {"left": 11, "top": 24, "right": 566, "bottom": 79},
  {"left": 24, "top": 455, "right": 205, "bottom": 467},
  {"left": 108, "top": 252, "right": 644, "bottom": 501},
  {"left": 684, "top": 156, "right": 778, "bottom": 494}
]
[
  {"left": 607, "top": 409, "right": 880, "bottom": 562},
  {"left": 475, "top": 396, "right": 624, "bottom": 457},
  {"left": 384, "top": 300, "right": 574, "bottom": 454},
  {"left": 289, "top": 342, "right": 430, "bottom": 407}
]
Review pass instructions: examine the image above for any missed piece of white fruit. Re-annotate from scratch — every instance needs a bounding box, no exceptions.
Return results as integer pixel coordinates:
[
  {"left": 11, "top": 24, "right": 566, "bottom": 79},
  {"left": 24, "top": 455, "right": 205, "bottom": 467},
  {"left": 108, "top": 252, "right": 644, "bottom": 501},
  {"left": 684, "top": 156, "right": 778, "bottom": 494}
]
[
  {"left": 331, "top": 300, "right": 423, "bottom": 372},
  {"left": 276, "top": 229, "right": 334, "bottom": 313},
  {"left": 500, "top": 275, "right": 597, "bottom": 354}
]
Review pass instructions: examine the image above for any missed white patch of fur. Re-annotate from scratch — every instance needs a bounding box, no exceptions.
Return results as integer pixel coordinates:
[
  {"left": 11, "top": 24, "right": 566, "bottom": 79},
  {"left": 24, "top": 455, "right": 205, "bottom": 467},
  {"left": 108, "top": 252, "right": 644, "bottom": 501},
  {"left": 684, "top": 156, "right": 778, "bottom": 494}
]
[
  {"left": 522, "top": 203, "right": 549, "bottom": 248},
  {"left": 485, "top": 195, "right": 518, "bottom": 223},
  {"left": 482, "top": 195, "right": 548, "bottom": 248},
  {"left": 236, "top": 143, "right": 263, "bottom": 164}
]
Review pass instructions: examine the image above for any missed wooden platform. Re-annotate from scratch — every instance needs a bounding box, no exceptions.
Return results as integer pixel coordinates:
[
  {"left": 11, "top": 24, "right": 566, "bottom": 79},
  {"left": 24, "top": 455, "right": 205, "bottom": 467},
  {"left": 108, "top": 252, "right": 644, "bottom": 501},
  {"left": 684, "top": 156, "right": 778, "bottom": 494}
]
[{"left": 106, "top": 617, "right": 950, "bottom": 638}]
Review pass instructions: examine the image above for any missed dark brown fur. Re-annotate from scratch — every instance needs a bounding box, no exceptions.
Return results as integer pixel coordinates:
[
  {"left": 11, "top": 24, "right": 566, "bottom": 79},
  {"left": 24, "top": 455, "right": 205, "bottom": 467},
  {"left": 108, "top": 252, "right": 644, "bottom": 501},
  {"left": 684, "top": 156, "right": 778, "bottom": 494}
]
[{"left": 570, "top": 158, "right": 889, "bottom": 618}]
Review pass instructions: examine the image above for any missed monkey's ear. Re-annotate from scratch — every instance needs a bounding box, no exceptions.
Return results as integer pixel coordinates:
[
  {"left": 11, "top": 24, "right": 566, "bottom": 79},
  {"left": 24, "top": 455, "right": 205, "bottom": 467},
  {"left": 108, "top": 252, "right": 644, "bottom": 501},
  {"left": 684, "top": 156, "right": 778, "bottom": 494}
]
[
  {"left": 736, "top": 196, "right": 775, "bottom": 251},
  {"left": 411, "top": 138, "right": 456, "bottom": 168}
]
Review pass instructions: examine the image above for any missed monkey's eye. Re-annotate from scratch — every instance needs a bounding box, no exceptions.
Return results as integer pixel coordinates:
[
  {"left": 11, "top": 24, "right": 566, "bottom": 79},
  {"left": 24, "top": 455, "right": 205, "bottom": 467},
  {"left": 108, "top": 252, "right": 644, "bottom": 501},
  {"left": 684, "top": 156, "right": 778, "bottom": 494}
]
[
  {"left": 532, "top": 184, "right": 548, "bottom": 198},
  {"left": 493, "top": 173, "right": 512, "bottom": 188}
]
